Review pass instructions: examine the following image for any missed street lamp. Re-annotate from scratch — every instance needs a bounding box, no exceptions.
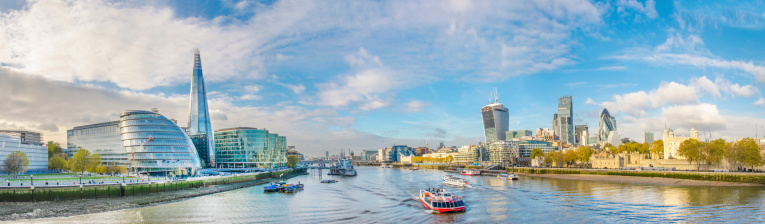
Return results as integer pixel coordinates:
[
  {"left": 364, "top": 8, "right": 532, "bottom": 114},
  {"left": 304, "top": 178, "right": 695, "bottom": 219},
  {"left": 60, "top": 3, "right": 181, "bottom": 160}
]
[
  {"left": 79, "top": 174, "right": 82, "bottom": 185},
  {"left": 30, "top": 175, "right": 33, "bottom": 186}
]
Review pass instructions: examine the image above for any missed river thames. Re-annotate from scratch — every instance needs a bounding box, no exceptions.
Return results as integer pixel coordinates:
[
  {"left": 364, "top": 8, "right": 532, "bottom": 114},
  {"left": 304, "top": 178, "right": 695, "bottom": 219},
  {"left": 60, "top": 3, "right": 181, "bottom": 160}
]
[{"left": 19, "top": 166, "right": 765, "bottom": 223}]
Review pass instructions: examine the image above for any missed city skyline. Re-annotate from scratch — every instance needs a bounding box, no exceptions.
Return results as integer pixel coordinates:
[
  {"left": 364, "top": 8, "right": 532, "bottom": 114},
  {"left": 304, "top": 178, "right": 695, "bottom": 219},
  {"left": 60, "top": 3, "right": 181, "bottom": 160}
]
[{"left": 2, "top": 1, "right": 765, "bottom": 156}]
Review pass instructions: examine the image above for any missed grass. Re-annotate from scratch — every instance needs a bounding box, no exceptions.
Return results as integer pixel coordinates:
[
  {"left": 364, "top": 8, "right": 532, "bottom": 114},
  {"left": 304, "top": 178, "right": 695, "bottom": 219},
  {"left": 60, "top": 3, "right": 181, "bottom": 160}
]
[{"left": 511, "top": 167, "right": 765, "bottom": 184}]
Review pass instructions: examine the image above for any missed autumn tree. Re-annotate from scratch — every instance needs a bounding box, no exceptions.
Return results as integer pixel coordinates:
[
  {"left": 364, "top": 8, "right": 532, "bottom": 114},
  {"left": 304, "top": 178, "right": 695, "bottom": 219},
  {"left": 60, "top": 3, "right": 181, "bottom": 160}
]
[
  {"left": 117, "top": 165, "right": 128, "bottom": 175},
  {"left": 702, "top": 139, "right": 726, "bottom": 171},
  {"left": 733, "top": 138, "right": 764, "bottom": 170},
  {"left": 678, "top": 139, "right": 703, "bottom": 170},
  {"left": 650, "top": 139, "right": 664, "bottom": 159},
  {"left": 68, "top": 149, "right": 92, "bottom": 175},
  {"left": 88, "top": 154, "right": 102, "bottom": 173},
  {"left": 48, "top": 155, "right": 68, "bottom": 170}
]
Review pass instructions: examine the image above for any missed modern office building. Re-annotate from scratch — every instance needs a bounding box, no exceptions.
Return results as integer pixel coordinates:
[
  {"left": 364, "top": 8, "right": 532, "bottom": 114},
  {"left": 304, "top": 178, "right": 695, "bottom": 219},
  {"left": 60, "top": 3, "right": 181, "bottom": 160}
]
[
  {"left": 481, "top": 90, "right": 509, "bottom": 143},
  {"left": 0, "top": 134, "right": 47, "bottom": 171},
  {"left": 213, "top": 127, "right": 287, "bottom": 168},
  {"left": 575, "top": 125, "right": 588, "bottom": 145},
  {"left": 507, "top": 130, "right": 533, "bottom": 139},
  {"left": 471, "top": 144, "right": 489, "bottom": 163},
  {"left": 641, "top": 132, "right": 654, "bottom": 144},
  {"left": 556, "top": 96, "right": 574, "bottom": 145},
  {"left": 187, "top": 49, "right": 215, "bottom": 168},
  {"left": 67, "top": 121, "right": 125, "bottom": 166},
  {"left": 377, "top": 145, "right": 416, "bottom": 162},
  {"left": 68, "top": 110, "right": 202, "bottom": 175},
  {"left": 120, "top": 110, "right": 202, "bottom": 174},
  {"left": 0, "top": 130, "right": 42, "bottom": 144},
  {"left": 517, "top": 140, "right": 557, "bottom": 158},
  {"left": 487, "top": 141, "right": 519, "bottom": 165},
  {"left": 598, "top": 108, "right": 617, "bottom": 143},
  {"left": 362, "top": 150, "right": 378, "bottom": 160}
]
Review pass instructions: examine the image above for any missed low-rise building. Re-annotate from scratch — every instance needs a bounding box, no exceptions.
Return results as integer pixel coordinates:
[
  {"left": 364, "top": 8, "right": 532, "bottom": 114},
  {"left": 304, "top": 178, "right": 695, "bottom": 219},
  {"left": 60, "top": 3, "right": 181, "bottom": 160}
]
[
  {"left": 663, "top": 126, "right": 698, "bottom": 159},
  {"left": 214, "top": 127, "right": 287, "bottom": 168},
  {"left": 0, "top": 134, "right": 47, "bottom": 171}
]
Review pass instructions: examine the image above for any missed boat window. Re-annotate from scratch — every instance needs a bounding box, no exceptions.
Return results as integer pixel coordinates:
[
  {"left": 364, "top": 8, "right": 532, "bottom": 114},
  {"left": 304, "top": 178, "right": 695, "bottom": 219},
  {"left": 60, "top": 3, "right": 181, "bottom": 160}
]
[{"left": 434, "top": 202, "right": 441, "bottom": 208}]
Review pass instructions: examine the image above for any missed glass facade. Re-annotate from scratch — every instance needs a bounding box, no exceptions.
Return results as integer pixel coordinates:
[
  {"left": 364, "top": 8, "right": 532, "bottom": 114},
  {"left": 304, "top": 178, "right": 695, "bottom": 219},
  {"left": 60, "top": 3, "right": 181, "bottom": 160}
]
[
  {"left": 1, "top": 135, "right": 47, "bottom": 170},
  {"left": 557, "top": 96, "right": 574, "bottom": 145},
  {"left": 120, "top": 110, "right": 202, "bottom": 173},
  {"left": 517, "top": 140, "right": 556, "bottom": 158},
  {"left": 488, "top": 141, "right": 519, "bottom": 164},
  {"left": 481, "top": 103, "right": 509, "bottom": 143},
  {"left": 213, "top": 127, "right": 287, "bottom": 168},
  {"left": 187, "top": 49, "right": 215, "bottom": 167},
  {"left": 67, "top": 121, "right": 127, "bottom": 167},
  {"left": 598, "top": 108, "right": 617, "bottom": 143}
]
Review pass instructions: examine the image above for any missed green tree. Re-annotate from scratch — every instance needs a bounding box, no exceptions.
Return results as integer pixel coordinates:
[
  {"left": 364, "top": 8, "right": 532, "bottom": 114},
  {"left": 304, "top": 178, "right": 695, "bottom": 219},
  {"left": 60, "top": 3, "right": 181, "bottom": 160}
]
[
  {"left": 530, "top": 148, "right": 544, "bottom": 159},
  {"left": 47, "top": 141, "right": 64, "bottom": 158},
  {"left": 650, "top": 139, "right": 664, "bottom": 159},
  {"left": 678, "top": 139, "right": 703, "bottom": 170},
  {"left": 576, "top": 146, "right": 594, "bottom": 164},
  {"left": 2, "top": 151, "right": 30, "bottom": 178},
  {"left": 88, "top": 154, "right": 102, "bottom": 173},
  {"left": 735, "top": 138, "right": 764, "bottom": 170},
  {"left": 48, "top": 155, "right": 68, "bottom": 170},
  {"left": 702, "top": 139, "right": 726, "bottom": 171},
  {"left": 286, "top": 155, "right": 300, "bottom": 167},
  {"left": 543, "top": 152, "right": 553, "bottom": 167},
  {"left": 68, "top": 149, "right": 92, "bottom": 174}
]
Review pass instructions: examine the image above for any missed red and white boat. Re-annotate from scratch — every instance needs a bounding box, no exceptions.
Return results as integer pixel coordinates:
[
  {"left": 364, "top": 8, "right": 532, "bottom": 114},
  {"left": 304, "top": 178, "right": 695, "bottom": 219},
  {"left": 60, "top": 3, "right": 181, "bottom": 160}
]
[
  {"left": 418, "top": 189, "right": 466, "bottom": 213},
  {"left": 460, "top": 169, "right": 481, "bottom": 176}
]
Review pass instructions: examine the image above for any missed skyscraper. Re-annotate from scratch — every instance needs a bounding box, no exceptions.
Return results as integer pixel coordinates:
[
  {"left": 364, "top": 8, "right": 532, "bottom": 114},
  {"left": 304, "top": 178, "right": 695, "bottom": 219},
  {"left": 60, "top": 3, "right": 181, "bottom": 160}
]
[
  {"left": 598, "top": 108, "right": 617, "bottom": 143},
  {"left": 481, "top": 89, "right": 509, "bottom": 143},
  {"left": 575, "top": 125, "right": 588, "bottom": 145},
  {"left": 188, "top": 49, "right": 215, "bottom": 168},
  {"left": 557, "top": 96, "right": 574, "bottom": 145}
]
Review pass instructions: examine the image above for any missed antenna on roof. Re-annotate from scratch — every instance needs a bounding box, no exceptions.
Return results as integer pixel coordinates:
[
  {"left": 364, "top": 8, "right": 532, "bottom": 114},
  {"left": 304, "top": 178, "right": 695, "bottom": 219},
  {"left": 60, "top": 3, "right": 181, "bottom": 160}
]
[{"left": 494, "top": 87, "right": 499, "bottom": 103}]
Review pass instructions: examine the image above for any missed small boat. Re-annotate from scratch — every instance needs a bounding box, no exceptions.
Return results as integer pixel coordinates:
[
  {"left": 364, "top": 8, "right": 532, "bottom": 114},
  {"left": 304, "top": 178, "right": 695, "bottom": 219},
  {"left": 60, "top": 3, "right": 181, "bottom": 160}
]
[
  {"left": 444, "top": 167, "right": 461, "bottom": 173},
  {"left": 411, "top": 167, "right": 419, "bottom": 170},
  {"left": 283, "top": 183, "right": 304, "bottom": 193},
  {"left": 418, "top": 188, "right": 466, "bottom": 213},
  {"left": 264, "top": 181, "right": 286, "bottom": 192},
  {"left": 497, "top": 173, "right": 519, "bottom": 180},
  {"left": 461, "top": 169, "right": 481, "bottom": 176},
  {"left": 443, "top": 176, "right": 471, "bottom": 187},
  {"left": 321, "top": 179, "right": 338, "bottom": 183},
  {"left": 381, "top": 164, "right": 392, "bottom": 168}
]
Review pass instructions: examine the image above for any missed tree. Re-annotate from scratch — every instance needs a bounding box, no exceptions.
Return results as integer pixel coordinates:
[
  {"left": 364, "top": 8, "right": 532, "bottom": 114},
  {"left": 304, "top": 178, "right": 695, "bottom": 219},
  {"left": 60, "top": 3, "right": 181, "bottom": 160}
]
[
  {"left": 107, "top": 165, "right": 116, "bottom": 175},
  {"left": 576, "top": 146, "right": 594, "bottom": 164},
  {"left": 88, "top": 154, "right": 102, "bottom": 173},
  {"left": 412, "top": 156, "right": 424, "bottom": 163},
  {"left": 117, "top": 165, "right": 128, "bottom": 175},
  {"left": 286, "top": 155, "right": 300, "bottom": 168},
  {"left": 735, "top": 138, "right": 764, "bottom": 170},
  {"left": 96, "top": 165, "right": 108, "bottom": 174},
  {"left": 68, "top": 149, "right": 92, "bottom": 174},
  {"left": 530, "top": 148, "right": 544, "bottom": 159},
  {"left": 47, "top": 141, "right": 64, "bottom": 158},
  {"left": 446, "top": 155, "right": 454, "bottom": 164},
  {"left": 678, "top": 139, "right": 703, "bottom": 170},
  {"left": 702, "top": 139, "right": 726, "bottom": 171},
  {"left": 543, "top": 152, "right": 553, "bottom": 167},
  {"left": 602, "top": 143, "right": 616, "bottom": 153},
  {"left": 48, "top": 155, "right": 68, "bottom": 170},
  {"left": 650, "top": 139, "right": 664, "bottom": 159},
  {"left": 2, "top": 151, "right": 30, "bottom": 178}
]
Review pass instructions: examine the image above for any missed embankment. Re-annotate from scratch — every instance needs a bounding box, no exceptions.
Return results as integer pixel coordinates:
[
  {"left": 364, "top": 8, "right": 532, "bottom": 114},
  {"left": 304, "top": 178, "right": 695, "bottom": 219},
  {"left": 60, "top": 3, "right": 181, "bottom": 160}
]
[
  {"left": 0, "top": 169, "right": 306, "bottom": 221},
  {"left": 511, "top": 167, "right": 765, "bottom": 186}
]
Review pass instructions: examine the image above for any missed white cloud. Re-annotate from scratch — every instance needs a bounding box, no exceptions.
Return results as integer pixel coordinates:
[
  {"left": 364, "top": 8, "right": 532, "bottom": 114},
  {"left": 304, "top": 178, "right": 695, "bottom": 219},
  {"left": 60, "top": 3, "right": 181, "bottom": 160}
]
[
  {"left": 598, "top": 76, "right": 756, "bottom": 117},
  {"left": 404, "top": 100, "right": 430, "bottom": 113},
  {"left": 616, "top": 0, "right": 658, "bottom": 19},
  {"left": 239, "top": 94, "right": 262, "bottom": 101},
  {"left": 280, "top": 83, "right": 306, "bottom": 95},
  {"left": 244, "top": 85, "right": 263, "bottom": 93},
  {"left": 754, "top": 98, "right": 765, "bottom": 106}
]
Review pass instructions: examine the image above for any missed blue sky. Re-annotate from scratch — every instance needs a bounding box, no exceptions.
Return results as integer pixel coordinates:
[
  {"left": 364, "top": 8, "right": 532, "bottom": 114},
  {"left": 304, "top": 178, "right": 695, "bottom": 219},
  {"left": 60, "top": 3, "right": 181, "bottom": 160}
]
[{"left": 2, "top": 0, "right": 765, "bottom": 156}]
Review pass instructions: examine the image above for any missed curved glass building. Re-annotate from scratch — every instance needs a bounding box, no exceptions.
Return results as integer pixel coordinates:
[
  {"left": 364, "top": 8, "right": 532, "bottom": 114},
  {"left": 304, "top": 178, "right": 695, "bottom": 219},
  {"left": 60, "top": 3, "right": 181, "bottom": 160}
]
[
  {"left": 120, "top": 110, "right": 202, "bottom": 174},
  {"left": 597, "top": 108, "right": 617, "bottom": 143},
  {"left": 214, "top": 127, "right": 287, "bottom": 168}
]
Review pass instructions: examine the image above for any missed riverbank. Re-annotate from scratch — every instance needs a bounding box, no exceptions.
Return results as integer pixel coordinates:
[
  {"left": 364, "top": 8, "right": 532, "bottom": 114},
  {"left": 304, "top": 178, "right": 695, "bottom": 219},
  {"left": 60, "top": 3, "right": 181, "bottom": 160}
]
[
  {"left": 0, "top": 173, "right": 303, "bottom": 221},
  {"left": 518, "top": 173, "right": 763, "bottom": 187},
  {"left": 512, "top": 167, "right": 765, "bottom": 186}
]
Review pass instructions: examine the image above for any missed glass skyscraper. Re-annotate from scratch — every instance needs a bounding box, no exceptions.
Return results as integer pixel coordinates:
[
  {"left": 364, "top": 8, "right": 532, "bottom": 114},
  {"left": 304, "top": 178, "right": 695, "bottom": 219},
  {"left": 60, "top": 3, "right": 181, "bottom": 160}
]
[
  {"left": 556, "top": 96, "right": 574, "bottom": 145},
  {"left": 481, "top": 92, "right": 509, "bottom": 143},
  {"left": 121, "top": 110, "right": 202, "bottom": 173},
  {"left": 598, "top": 108, "right": 617, "bottom": 143},
  {"left": 188, "top": 49, "right": 215, "bottom": 168},
  {"left": 213, "top": 127, "right": 287, "bottom": 168}
]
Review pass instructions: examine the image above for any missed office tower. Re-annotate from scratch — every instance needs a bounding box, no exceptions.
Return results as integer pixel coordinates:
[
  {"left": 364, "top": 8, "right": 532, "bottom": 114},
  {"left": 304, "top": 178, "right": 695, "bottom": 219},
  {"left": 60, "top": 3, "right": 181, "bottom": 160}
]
[{"left": 188, "top": 49, "right": 215, "bottom": 168}]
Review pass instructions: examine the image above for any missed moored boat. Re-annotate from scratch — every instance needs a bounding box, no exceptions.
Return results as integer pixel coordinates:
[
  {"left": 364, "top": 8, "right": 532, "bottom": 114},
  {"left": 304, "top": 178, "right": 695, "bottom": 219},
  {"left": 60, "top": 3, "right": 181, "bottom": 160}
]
[
  {"left": 444, "top": 167, "right": 461, "bottom": 173},
  {"left": 329, "top": 157, "right": 357, "bottom": 176},
  {"left": 264, "top": 181, "right": 286, "bottom": 192},
  {"left": 283, "top": 183, "right": 304, "bottom": 193},
  {"left": 460, "top": 169, "right": 481, "bottom": 176},
  {"left": 321, "top": 179, "right": 338, "bottom": 183},
  {"left": 497, "top": 173, "right": 519, "bottom": 180},
  {"left": 443, "top": 175, "right": 471, "bottom": 187},
  {"left": 411, "top": 167, "right": 419, "bottom": 170},
  {"left": 418, "top": 188, "right": 466, "bottom": 213}
]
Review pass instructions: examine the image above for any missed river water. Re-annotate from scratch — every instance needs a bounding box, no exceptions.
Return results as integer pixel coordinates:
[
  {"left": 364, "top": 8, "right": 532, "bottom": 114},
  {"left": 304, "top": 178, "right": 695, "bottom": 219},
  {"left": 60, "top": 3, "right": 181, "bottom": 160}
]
[{"left": 21, "top": 166, "right": 765, "bottom": 223}]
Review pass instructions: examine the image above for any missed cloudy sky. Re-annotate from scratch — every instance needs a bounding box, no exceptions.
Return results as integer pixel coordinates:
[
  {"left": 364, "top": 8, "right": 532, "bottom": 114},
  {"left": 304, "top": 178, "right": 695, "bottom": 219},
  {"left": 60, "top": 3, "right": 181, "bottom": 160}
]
[{"left": 1, "top": 0, "right": 765, "bottom": 156}]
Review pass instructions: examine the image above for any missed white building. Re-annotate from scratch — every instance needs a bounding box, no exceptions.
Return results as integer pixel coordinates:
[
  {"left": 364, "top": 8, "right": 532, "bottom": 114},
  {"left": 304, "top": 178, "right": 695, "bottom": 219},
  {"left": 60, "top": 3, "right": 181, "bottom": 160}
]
[
  {"left": 0, "top": 134, "right": 48, "bottom": 171},
  {"left": 607, "top": 131, "right": 622, "bottom": 147}
]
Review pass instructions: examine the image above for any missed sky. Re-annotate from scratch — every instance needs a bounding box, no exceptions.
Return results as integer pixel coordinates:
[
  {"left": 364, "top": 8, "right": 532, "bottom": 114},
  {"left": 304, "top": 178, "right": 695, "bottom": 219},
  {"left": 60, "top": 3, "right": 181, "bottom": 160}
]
[{"left": 2, "top": 0, "right": 765, "bottom": 156}]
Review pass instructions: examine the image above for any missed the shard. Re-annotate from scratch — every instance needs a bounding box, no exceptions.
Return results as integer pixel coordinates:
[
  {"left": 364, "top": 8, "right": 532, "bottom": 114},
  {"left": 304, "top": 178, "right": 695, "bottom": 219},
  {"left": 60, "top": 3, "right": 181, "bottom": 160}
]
[{"left": 188, "top": 49, "right": 215, "bottom": 167}]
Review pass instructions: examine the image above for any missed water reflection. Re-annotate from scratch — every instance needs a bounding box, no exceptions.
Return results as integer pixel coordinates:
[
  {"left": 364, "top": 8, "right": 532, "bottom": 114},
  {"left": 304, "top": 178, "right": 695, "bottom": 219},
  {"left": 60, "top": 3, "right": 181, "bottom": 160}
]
[{"left": 16, "top": 167, "right": 765, "bottom": 223}]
